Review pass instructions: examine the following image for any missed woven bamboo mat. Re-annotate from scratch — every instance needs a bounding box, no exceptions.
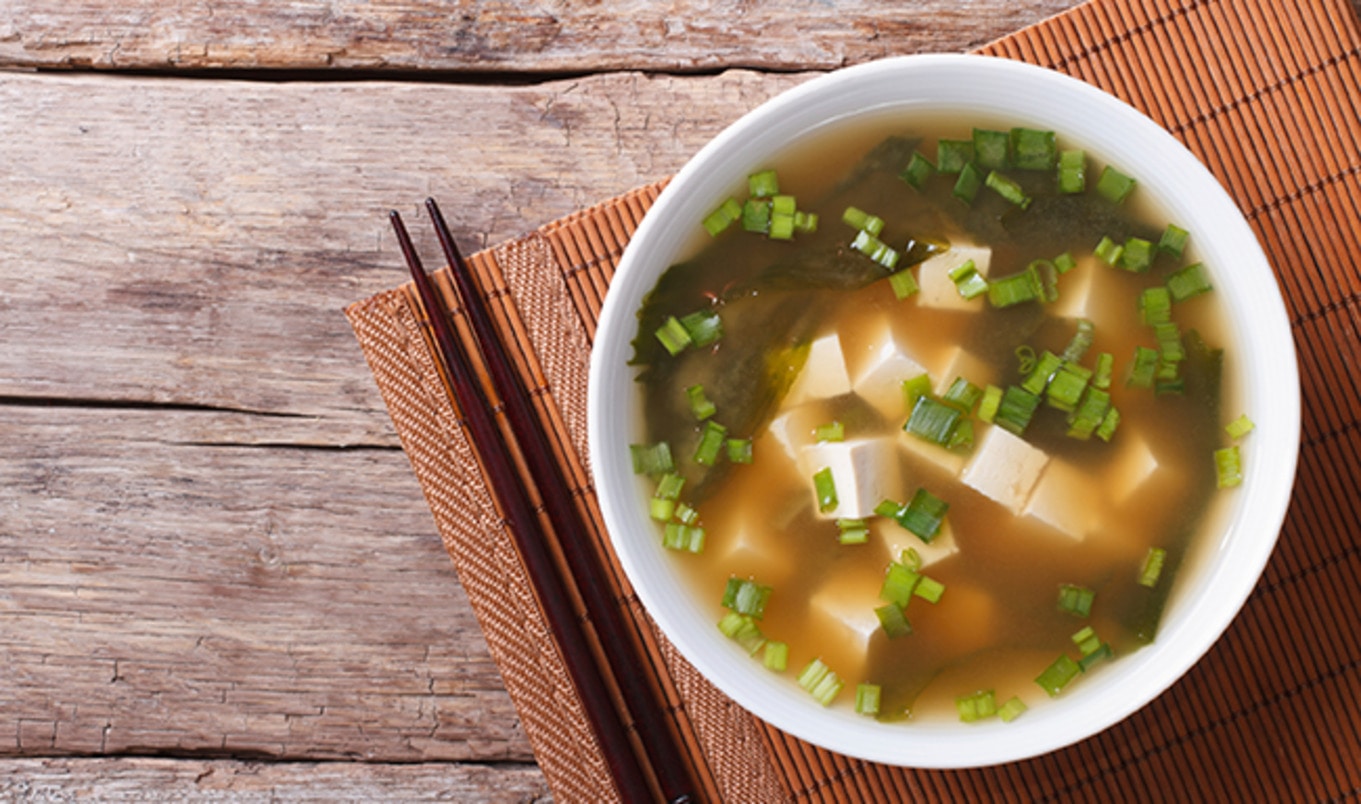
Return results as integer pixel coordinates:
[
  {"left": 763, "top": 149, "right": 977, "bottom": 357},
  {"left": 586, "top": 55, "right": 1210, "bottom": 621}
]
[{"left": 346, "top": 0, "right": 1361, "bottom": 799}]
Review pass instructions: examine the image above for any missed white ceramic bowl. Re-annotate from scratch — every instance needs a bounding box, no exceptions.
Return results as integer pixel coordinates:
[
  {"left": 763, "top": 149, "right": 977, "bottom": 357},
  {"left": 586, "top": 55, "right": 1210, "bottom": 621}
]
[{"left": 588, "top": 54, "right": 1299, "bottom": 767}]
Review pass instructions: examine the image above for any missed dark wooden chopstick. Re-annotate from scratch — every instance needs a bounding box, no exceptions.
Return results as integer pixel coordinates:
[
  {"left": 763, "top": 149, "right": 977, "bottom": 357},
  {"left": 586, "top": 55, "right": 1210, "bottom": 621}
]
[
  {"left": 423, "top": 198, "right": 700, "bottom": 804},
  {"left": 389, "top": 210, "right": 658, "bottom": 803}
]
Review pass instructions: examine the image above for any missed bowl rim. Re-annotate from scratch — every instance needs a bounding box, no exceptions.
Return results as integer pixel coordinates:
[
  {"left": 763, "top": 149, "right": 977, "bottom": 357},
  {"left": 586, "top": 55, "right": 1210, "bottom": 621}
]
[{"left": 588, "top": 53, "right": 1300, "bottom": 767}]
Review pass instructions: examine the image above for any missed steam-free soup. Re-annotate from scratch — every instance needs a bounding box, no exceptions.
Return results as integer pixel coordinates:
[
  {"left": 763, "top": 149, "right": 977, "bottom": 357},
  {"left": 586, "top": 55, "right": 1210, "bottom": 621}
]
[{"left": 629, "top": 118, "right": 1244, "bottom": 722}]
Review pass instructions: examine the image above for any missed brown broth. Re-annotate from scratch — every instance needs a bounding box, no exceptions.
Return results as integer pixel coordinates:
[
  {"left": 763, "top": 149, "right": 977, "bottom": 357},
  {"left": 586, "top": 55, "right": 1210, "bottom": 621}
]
[{"left": 633, "top": 119, "right": 1239, "bottom": 721}]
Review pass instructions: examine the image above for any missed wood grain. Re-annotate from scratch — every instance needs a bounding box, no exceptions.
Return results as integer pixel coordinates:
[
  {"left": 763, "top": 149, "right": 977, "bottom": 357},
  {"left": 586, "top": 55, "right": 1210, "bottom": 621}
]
[{"left": 1, "top": 0, "right": 1079, "bottom": 73}]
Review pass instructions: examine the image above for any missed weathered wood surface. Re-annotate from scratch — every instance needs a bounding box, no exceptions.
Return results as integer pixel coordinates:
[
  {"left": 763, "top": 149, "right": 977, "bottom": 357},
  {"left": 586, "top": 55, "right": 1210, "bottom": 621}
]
[
  {"left": 0, "top": 1, "right": 1090, "bottom": 797},
  {"left": 1, "top": 0, "right": 1077, "bottom": 73}
]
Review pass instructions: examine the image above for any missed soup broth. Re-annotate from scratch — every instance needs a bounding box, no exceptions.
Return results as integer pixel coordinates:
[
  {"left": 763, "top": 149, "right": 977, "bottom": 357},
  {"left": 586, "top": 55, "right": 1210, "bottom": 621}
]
[{"left": 629, "top": 116, "right": 1240, "bottom": 721}]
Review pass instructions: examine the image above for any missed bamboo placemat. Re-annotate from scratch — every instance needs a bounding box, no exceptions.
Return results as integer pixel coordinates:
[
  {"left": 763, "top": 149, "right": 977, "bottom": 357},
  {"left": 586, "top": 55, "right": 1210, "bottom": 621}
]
[{"left": 347, "top": 0, "right": 1361, "bottom": 799}]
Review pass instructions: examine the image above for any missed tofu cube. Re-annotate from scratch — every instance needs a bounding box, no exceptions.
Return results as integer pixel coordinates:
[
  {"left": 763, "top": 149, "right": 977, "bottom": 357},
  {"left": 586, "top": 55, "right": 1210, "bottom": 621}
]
[
  {"left": 849, "top": 321, "right": 928, "bottom": 418},
  {"left": 765, "top": 403, "right": 832, "bottom": 464},
  {"left": 807, "top": 570, "right": 885, "bottom": 678},
  {"left": 961, "top": 425, "right": 1050, "bottom": 514},
  {"left": 873, "top": 516, "right": 960, "bottom": 569},
  {"left": 1106, "top": 433, "right": 1161, "bottom": 505},
  {"left": 1024, "top": 459, "right": 1101, "bottom": 541},
  {"left": 712, "top": 516, "right": 797, "bottom": 582},
  {"left": 916, "top": 243, "right": 992, "bottom": 311},
  {"left": 799, "top": 438, "right": 900, "bottom": 519},
  {"left": 785, "top": 332, "right": 852, "bottom": 407}
]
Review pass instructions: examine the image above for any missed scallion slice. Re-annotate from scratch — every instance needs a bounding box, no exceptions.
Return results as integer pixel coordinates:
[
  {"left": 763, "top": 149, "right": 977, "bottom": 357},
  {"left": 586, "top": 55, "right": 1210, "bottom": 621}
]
[
  {"left": 1057, "top": 149, "right": 1086, "bottom": 194},
  {"left": 1071, "top": 625, "right": 1102, "bottom": 657},
  {"left": 977, "top": 384, "right": 1004, "bottom": 424},
  {"left": 949, "top": 259, "right": 990, "bottom": 299},
  {"left": 902, "top": 373, "right": 933, "bottom": 411},
  {"left": 1079, "top": 642, "right": 1114, "bottom": 671},
  {"left": 1138, "top": 547, "right": 1167, "bottom": 588},
  {"left": 693, "top": 420, "right": 728, "bottom": 466},
  {"left": 727, "top": 437, "right": 753, "bottom": 464},
  {"left": 875, "top": 602, "right": 913, "bottom": 638},
  {"left": 999, "top": 696, "right": 1028, "bottom": 722},
  {"left": 1094, "top": 235, "right": 1124, "bottom": 267},
  {"left": 1021, "top": 350, "right": 1064, "bottom": 395},
  {"left": 1066, "top": 387, "right": 1111, "bottom": 441},
  {"left": 763, "top": 640, "right": 788, "bottom": 672},
  {"left": 942, "top": 377, "right": 983, "bottom": 413},
  {"left": 1225, "top": 413, "right": 1255, "bottom": 440},
  {"left": 741, "top": 198, "right": 771, "bottom": 233},
  {"left": 888, "top": 267, "right": 920, "bottom": 299},
  {"left": 702, "top": 197, "right": 743, "bottom": 236},
  {"left": 905, "top": 396, "right": 963, "bottom": 447},
  {"left": 1063, "top": 318, "right": 1096, "bottom": 363},
  {"left": 686, "top": 383, "right": 716, "bottom": 421},
  {"left": 1057, "top": 583, "right": 1095, "bottom": 617},
  {"left": 655, "top": 316, "right": 692, "bottom": 356},
  {"left": 630, "top": 441, "right": 674, "bottom": 477},
  {"left": 1047, "top": 364, "right": 1091, "bottom": 413},
  {"left": 1096, "top": 406, "right": 1121, "bottom": 442},
  {"left": 679, "top": 308, "right": 723, "bottom": 347},
  {"left": 674, "top": 502, "right": 699, "bottom": 526},
  {"left": 662, "top": 521, "right": 705, "bottom": 553},
  {"left": 973, "top": 128, "right": 1010, "bottom": 169},
  {"left": 747, "top": 169, "right": 780, "bottom": 198},
  {"left": 987, "top": 263, "right": 1044, "bottom": 307},
  {"left": 995, "top": 386, "right": 1041, "bottom": 435},
  {"left": 956, "top": 689, "right": 998, "bottom": 722},
  {"left": 815, "top": 420, "right": 845, "bottom": 442},
  {"left": 813, "top": 466, "right": 838, "bottom": 512},
  {"left": 722, "top": 576, "right": 773, "bottom": 619},
  {"left": 797, "top": 658, "right": 844, "bottom": 706},
  {"left": 900, "top": 151, "right": 936, "bottom": 190},
  {"left": 649, "top": 497, "right": 676, "bottom": 522},
  {"left": 953, "top": 161, "right": 985, "bottom": 204},
  {"left": 836, "top": 518, "right": 869, "bottom": 545},
  {"left": 1167, "top": 262, "right": 1213, "bottom": 301},
  {"left": 1159, "top": 223, "right": 1190, "bottom": 258},
  {"left": 1035, "top": 654, "right": 1082, "bottom": 697},
  {"left": 1215, "top": 445, "right": 1243, "bottom": 488},
  {"left": 1095, "top": 165, "right": 1136, "bottom": 204},
  {"left": 855, "top": 683, "right": 882, "bottom": 716},
  {"left": 1011, "top": 127, "right": 1058, "bottom": 170},
  {"left": 985, "top": 170, "right": 1032, "bottom": 209},
  {"left": 718, "top": 611, "right": 765, "bottom": 655},
  {"left": 1140, "top": 286, "right": 1173, "bottom": 325},
  {"left": 850, "top": 230, "right": 901, "bottom": 270},
  {"left": 842, "top": 206, "right": 885, "bottom": 236},
  {"left": 1092, "top": 352, "right": 1114, "bottom": 390},
  {"left": 879, "top": 562, "right": 921, "bottom": 608},
  {"left": 1120, "top": 237, "right": 1155, "bottom": 273},
  {"left": 1053, "top": 250, "right": 1078, "bottom": 274},
  {"left": 655, "top": 471, "right": 685, "bottom": 501},
  {"left": 899, "top": 488, "right": 949, "bottom": 543},
  {"left": 914, "top": 575, "right": 946, "bottom": 604},
  {"left": 1127, "top": 345, "right": 1159, "bottom": 388},
  {"left": 937, "top": 139, "right": 974, "bottom": 173}
]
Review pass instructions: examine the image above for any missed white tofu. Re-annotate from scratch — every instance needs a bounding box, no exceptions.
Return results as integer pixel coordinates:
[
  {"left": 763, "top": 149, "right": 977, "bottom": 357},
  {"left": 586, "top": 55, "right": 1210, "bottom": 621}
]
[
  {"left": 897, "top": 428, "right": 967, "bottom": 477},
  {"left": 961, "top": 426, "right": 1050, "bottom": 514},
  {"left": 799, "top": 438, "right": 900, "bottom": 519},
  {"left": 930, "top": 346, "right": 997, "bottom": 397},
  {"left": 712, "top": 517, "right": 796, "bottom": 582},
  {"left": 1024, "top": 459, "right": 1102, "bottom": 541},
  {"left": 765, "top": 403, "right": 832, "bottom": 464},
  {"left": 916, "top": 243, "right": 993, "bottom": 311},
  {"left": 785, "top": 332, "right": 852, "bottom": 407},
  {"left": 873, "top": 516, "right": 960, "bottom": 569},
  {"left": 849, "top": 320, "right": 928, "bottom": 418},
  {"left": 807, "top": 570, "right": 885, "bottom": 678},
  {"left": 1050, "top": 255, "right": 1098, "bottom": 320},
  {"left": 1106, "top": 433, "right": 1161, "bottom": 505}
]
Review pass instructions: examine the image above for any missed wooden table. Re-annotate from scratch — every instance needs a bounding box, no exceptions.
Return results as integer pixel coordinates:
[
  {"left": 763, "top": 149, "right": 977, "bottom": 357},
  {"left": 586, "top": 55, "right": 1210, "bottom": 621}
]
[{"left": 2, "top": 1, "right": 1334, "bottom": 798}]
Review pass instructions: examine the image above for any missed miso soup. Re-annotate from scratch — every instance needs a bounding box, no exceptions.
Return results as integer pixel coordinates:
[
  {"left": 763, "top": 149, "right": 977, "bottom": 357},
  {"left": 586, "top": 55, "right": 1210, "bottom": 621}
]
[{"left": 628, "top": 117, "right": 1245, "bottom": 722}]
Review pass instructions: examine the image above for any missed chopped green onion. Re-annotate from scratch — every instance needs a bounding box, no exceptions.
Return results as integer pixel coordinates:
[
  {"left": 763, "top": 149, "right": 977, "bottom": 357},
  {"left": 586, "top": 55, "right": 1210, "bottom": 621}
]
[
  {"left": 985, "top": 170, "right": 1032, "bottom": 209},
  {"left": 1022, "top": 350, "right": 1064, "bottom": 395},
  {"left": 655, "top": 316, "right": 692, "bottom": 355},
  {"left": 1168, "top": 262, "right": 1213, "bottom": 302},
  {"left": 1071, "top": 625, "right": 1102, "bottom": 657},
  {"left": 1078, "top": 641, "right": 1114, "bottom": 670},
  {"left": 1095, "top": 165, "right": 1137, "bottom": 204},
  {"left": 949, "top": 259, "right": 990, "bottom": 299},
  {"left": 888, "top": 268, "right": 919, "bottom": 299},
  {"left": 1154, "top": 321, "right": 1185, "bottom": 363},
  {"left": 1057, "top": 149, "right": 1086, "bottom": 194},
  {"left": 741, "top": 198, "right": 771, "bottom": 233},
  {"left": 1215, "top": 445, "right": 1243, "bottom": 488},
  {"left": 836, "top": 518, "right": 870, "bottom": 545},
  {"left": 679, "top": 308, "right": 723, "bottom": 347},
  {"left": 1140, "top": 286, "right": 1173, "bottom": 325},
  {"left": 1047, "top": 363, "right": 1091, "bottom": 413},
  {"left": 902, "top": 373, "right": 933, "bottom": 411},
  {"left": 1062, "top": 319, "right": 1096, "bottom": 363},
  {"left": 794, "top": 210, "right": 819, "bottom": 233},
  {"left": 770, "top": 194, "right": 796, "bottom": 216},
  {"left": 999, "top": 696, "right": 1029, "bottom": 722},
  {"left": 977, "top": 384, "right": 1004, "bottom": 424},
  {"left": 1092, "top": 352, "right": 1114, "bottom": 390},
  {"left": 649, "top": 497, "right": 676, "bottom": 522},
  {"left": 717, "top": 611, "right": 765, "bottom": 654},
  {"left": 905, "top": 396, "right": 964, "bottom": 447},
  {"left": 898, "top": 488, "right": 950, "bottom": 543},
  {"left": 655, "top": 472, "right": 685, "bottom": 501},
  {"left": 875, "top": 602, "right": 913, "bottom": 638},
  {"left": 1226, "top": 414, "right": 1256, "bottom": 440},
  {"left": 1127, "top": 345, "right": 1159, "bottom": 388},
  {"left": 850, "top": 230, "right": 901, "bottom": 270},
  {"left": 973, "top": 128, "right": 1010, "bottom": 169},
  {"left": 762, "top": 640, "right": 788, "bottom": 672},
  {"left": 900, "top": 547, "right": 923, "bottom": 571},
  {"left": 1011, "top": 128, "right": 1057, "bottom": 170},
  {"left": 727, "top": 437, "right": 753, "bottom": 464},
  {"left": 942, "top": 377, "right": 984, "bottom": 413},
  {"left": 702, "top": 197, "right": 744, "bottom": 236},
  {"left": 662, "top": 521, "right": 705, "bottom": 553},
  {"left": 1138, "top": 547, "right": 1167, "bottom": 588},
  {"left": 1053, "top": 250, "right": 1078, "bottom": 274},
  {"left": 1120, "top": 237, "right": 1155, "bottom": 273},
  {"left": 693, "top": 420, "right": 729, "bottom": 466},
  {"left": 797, "top": 658, "right": 844, "bottom": 707},
  {"left": 855, "top": 683, "right": 882, "bottom": 716},
  {"left": 674, "top": 502, "right": 699, "bottom": 526},
  {"left": 1015, "top": 345, "right": 1038, "bottom": 375},
  {"left": 686, "top": 384, "right": 716, "bottom": 421},
  {"left": 768, "top": 212, "right": 795, "bottom": 241},
  {"left": 722, "top": 576, "right": 773, "bottom": 619},
  {"left": 953, "top": 161, "right": 985, "bottom": 204},
  {"left": 987, "top": 263, "right": 1044, "bottom": 307},
  {"left": 879, "top": 562, "right": 921, "bottom": 608},
  {"left": 747, "top": 169, "right": 780, "bottom": 198},
  {"left": 936, "top": 139, "right": 974, "bottom": 173},
  {"left": 1094, "top": 235, "right": 1124, "bottom": 267},
  {"left": 1057, "top": 583, "right": 1095, "bottom": 617},
  {"left": 900, "top": 151, "right": 936, "bottom": 190},
  {"left": 914, "top": 574, "right": 946, "bottom": 604},
  {"left": 995, "top": 386, "right": 1042, "bottom": 435},
  {"left": 813, "top": 466, "right": 838, "bottom": 513},
  {"left": 947, "top": 418, "right": 974, "bottom": 451},
  {"left": 630, "top": 441, "right": 674, "bottom": 476},
  {"left": 1035, "top": 654, "right": 1082, "bottom": 697},
  {"left": 1095, "top": 406, "right": 1121, "bottom": 442},
  {"left": 1159, "top": 223, "right": 1190, "bottom": 258},
  {"left": 1066, "top": 387, "right": 1111, "bottom": 441},
  {"left": 956, "top": 689, "right": 998, "bottom": 722},
  {"left": 815, "top": 420, "right": 845, "bottom": 443},
  {"left": 842, "top": 206, "right": 885, "bottom": 236},
  {"left": 1036, "top": 259, "right": 1059, "bottom": 303}
]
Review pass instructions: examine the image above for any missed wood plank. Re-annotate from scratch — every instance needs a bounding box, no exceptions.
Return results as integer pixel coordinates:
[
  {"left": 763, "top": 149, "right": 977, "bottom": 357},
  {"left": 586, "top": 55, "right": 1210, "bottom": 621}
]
[
  {"left": 0, "top": 757, "right": 549, "bottom": 800},
  {"left": 1, "top": 0, "right": 1081, "bottom": 73}
]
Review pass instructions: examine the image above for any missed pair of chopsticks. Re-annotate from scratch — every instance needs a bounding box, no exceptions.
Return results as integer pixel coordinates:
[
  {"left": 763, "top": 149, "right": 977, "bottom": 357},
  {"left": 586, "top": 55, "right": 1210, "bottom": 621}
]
[{"left": 390, "top": 200, "right": 699, "bottom": 804}]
